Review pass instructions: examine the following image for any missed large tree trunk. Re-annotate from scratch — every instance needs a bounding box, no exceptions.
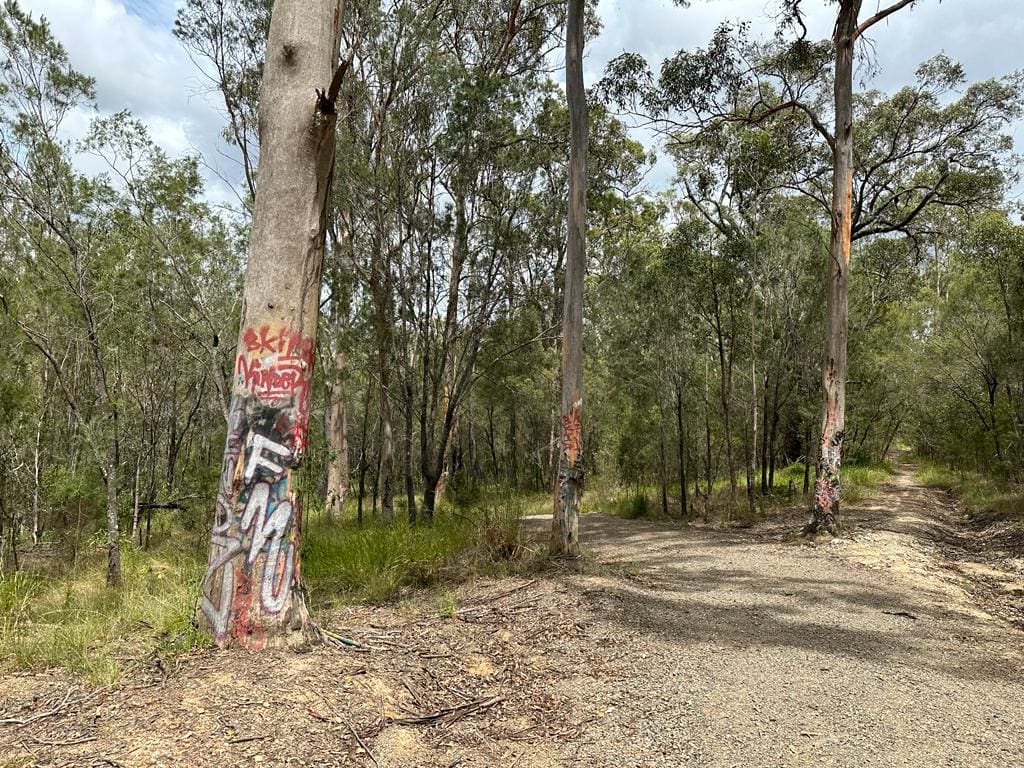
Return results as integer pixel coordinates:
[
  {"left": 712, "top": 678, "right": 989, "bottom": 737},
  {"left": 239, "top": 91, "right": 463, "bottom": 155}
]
[
  {"left": 552, "top": 0, "right": 587, "bottom": 557},
  {"left": 198, "top": 0, "right": 343, "bottom": 649},
  {"left": 808, "top": 0, "right": 859, "bottom": 536}
]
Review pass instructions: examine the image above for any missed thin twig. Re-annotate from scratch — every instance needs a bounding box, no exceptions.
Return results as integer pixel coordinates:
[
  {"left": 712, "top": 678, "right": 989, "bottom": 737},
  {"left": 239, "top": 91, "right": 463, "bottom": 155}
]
[
  {"left": 346, "top": 719, "right": 379, "bottom": 767},
  {"left": 0, "top": 689, "right": 73, "bottom": 727},
  {"left": 388, "top": 695, "right": 505, "bottom": 727}
]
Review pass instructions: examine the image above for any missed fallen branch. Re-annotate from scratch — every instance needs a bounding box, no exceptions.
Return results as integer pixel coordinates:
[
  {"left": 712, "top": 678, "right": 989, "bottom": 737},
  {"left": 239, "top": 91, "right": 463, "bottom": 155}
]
[
  {"left": 881, "top": 610, "right": 918, "bottom": 621},
  {"left": 27, "top": 734, "right": 97, "bottom": 746},
  {"left": 307, "top": 708, "right": 379, "bottom": 767},
  {"left": 346, "top": 718, "right": 379, "bottom": 767},
  {"left": 226, "top": 735, "right": 269, "bottom": 745},
  {"left": 0, "top": 689, "right": 73, "bottom": 727},
  {"left": 457, "top": 581, "right": 537, "bottom": 614},
  {"left": 388, "top": 695, "right": 504, "bottom": 727}
]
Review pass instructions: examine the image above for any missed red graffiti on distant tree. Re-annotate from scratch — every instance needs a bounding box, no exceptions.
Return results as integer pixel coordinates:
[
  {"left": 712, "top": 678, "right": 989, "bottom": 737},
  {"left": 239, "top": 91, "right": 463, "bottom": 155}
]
[{"left": 561, "top": 402, "right": 583, "bottom": 467}]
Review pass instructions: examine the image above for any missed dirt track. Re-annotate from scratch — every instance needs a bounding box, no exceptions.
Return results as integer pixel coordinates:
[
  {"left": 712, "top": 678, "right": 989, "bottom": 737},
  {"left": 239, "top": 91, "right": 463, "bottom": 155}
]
[{"left": 2, "top": 466, "right": 1023, "bottom": 767}]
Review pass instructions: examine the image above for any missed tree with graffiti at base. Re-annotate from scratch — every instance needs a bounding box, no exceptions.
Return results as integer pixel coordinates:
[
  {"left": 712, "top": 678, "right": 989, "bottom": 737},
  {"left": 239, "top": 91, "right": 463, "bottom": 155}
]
[{"left": 197, "top": 0, "right": 345, "bottom": 648}]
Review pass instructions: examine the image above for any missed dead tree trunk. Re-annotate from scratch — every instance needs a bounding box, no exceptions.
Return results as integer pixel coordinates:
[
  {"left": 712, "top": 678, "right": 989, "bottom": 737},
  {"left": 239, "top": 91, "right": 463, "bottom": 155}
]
[
  {"left": 552, "top": 0, "right": 587, "bottom": 557},
  {"left": 198, "top": 0, "right": 343, "bottom": 649}
]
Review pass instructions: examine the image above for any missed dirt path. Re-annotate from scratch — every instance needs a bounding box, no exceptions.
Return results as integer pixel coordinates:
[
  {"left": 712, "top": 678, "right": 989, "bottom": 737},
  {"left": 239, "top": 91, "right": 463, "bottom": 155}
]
[{"left": 3, "top": 467, "right": 1023, "bottom": 767}]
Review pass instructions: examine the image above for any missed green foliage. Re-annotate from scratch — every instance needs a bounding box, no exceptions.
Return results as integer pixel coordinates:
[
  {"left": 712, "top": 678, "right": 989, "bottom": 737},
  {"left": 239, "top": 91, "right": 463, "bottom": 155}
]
[
  {"left": 301, "top": 515, "right": 473, "bottom": 605},
  {"left": 301, "top": 493, "right": 527, "bottom": 606},
  {"left": 841, "top": 462, "right": 895, "bottom": 504}
]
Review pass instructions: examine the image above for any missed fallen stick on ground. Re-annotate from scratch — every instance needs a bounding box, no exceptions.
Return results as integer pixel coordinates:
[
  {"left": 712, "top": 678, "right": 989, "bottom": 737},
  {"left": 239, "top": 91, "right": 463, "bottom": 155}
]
[
  {"left": 0, "top": 689, "right": 74, "bottom": 727},
  {"left": 388, "top": 695, "right": 505, "bottom": 727}
]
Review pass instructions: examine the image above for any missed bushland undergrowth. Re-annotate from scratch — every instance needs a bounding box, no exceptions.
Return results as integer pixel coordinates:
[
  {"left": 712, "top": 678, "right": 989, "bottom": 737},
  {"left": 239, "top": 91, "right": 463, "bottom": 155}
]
[
  {"left": 0, "top": 494, "right": 531, "bottom": 683},
  {"left": 604, "top": 460, "right": 894, "bottom": 522},
  {"left": 916, "top": 460, "right": 1024, "bottom": 526}
]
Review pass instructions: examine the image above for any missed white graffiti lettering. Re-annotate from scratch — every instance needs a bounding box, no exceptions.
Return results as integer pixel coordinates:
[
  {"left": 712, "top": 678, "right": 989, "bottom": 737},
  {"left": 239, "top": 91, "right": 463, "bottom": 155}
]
[{"left": 243, "top": 433, "right": 291, "bottom": 483}]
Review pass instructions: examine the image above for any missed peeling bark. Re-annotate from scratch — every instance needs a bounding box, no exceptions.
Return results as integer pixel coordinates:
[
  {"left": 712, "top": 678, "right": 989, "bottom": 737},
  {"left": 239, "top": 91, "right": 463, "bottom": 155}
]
[{"left": 808, "top": 0, "right": 859, "bottom": 536}]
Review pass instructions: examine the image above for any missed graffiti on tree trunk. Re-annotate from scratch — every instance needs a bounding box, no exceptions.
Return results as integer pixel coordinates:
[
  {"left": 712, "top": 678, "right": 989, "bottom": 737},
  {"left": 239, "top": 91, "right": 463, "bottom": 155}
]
[
  {"left": 200, "top": 324, "right": 313, "bottom": 648},
  {"left": 554, "top": 399, "right": 583, "bottom": 553},
  {"left": 561, "top": 402, "right": 583, "bottom": 467}
]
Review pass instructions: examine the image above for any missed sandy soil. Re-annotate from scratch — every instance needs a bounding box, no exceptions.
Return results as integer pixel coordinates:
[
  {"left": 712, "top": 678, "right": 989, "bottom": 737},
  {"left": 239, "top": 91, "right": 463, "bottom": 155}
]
[{"left": 2, "top": 465, "right": 1022, "bottom": 767}]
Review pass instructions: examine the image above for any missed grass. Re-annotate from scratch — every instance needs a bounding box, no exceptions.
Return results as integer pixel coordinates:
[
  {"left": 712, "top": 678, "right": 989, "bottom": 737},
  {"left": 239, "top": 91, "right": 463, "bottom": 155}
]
[
  {"left": 842, "top": 461, "right": 896, "bottom": 503},
  {"left": 1, "top": 459, "right": 896, "bottom": 684},
  {"left": 915, "top": 460, "right": 1024, "bottom": 525},
  {"left": 0, "top": 545, "right": 208, "bottom": 685},
  {"left": 1, "top": 494, "right": 529, "bottom": 683}
]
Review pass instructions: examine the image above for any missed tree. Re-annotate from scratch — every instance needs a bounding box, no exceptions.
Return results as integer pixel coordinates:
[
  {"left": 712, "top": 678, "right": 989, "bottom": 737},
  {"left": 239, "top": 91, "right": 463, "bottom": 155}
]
[
  {"left": 806, "top": 0, "right": 911, "bottom": 534},
  {"left": 198, "top": 0, "right": 344, "bottom": 649},
  {"left": 601, "top": 0, "right": 1021, "bottom": 532},
  {"left": 552, "top": 0, "right": 587, "bottom": 557}
]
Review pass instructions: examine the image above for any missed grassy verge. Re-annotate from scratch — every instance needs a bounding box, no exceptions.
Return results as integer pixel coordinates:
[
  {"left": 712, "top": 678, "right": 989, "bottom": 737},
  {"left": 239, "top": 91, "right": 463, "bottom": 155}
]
[
  {"left": 915, "top": 460, "right": 1024, "bottom": 525},
  {"left": 0, "top": 497, "right": 530, "bottom": 683},
  {"left": 302, "top": 495, "right": 529, "bottom": 607},
  {"left": 0, "top": 546, "right": 207, "bottom": 685}
]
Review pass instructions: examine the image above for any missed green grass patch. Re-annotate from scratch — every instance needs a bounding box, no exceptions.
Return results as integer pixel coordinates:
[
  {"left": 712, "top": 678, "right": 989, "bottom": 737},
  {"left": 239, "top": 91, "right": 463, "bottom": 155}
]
[
  {"left": 303, "top": 493, "right": 528, "bottom": 607},
  {"left": 842, "top": 461, "right": 895, "bottom": 503},
  {"left": 589, "top": 460, "right": 894, "bottom": 522},
  {"left": 2, "top": 494, "right": 532, "bottom": 682},
  {"left": 0, "top": 545, "right": 208, "bottom": 685},
  {"left": 915, "top": 460, "right": 1024, "bottom": 524}
]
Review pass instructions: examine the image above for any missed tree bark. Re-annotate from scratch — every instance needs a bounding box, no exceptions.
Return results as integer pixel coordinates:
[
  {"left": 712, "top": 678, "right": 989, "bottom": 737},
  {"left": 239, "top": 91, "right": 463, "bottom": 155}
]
[
  {"left": 198, "top": 0, "right": 343, "bottom": 649},
  {"left": 675, "top": 375, "right": 689, "bottom": 518},
  {"left": 104, "top": 447, "right": 121, "bottom": 587},
  {"left": 325, "top": 349, "right": 350, "bottom": 517},
  {"left": 808, "top": 0, "right": 860, "bottom": 536},
  {"left": 552, "top": 0, "right": 587, "bottom": 558}
]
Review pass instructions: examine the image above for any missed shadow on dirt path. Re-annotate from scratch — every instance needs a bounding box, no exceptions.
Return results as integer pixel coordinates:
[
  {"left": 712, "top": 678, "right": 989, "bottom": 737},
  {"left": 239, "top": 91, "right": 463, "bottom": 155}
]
[{"left": 2, "top": 466, "right": 1023, "bottom": 767}]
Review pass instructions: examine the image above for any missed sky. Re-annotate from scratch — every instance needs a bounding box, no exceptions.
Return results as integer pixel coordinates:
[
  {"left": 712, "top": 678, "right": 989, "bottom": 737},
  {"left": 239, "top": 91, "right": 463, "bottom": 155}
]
[{"left": 24, "top": 0, "right": 1024, "bottom": 203}]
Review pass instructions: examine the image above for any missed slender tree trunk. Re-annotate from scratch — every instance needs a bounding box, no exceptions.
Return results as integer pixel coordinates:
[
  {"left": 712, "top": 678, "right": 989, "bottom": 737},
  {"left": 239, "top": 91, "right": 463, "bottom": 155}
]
[
  {"left": 760, "top": 383, "right": 770, "bottom": 494},
  {"left": 131, "top": 453, "right": 141, "bottom": 543},
  {"left": 404, "top": 362, "right": 417, "bottom": 524},
  {"left": 675, "top": 375, "right": 688, "bottom": 518},
  {"left": 105, "top": 448, "right": 121, "bottom": 587},
  {"left": 552, "top": 0, "right": 587, "bottom": 557},
  {"left": 808, "top": 0, "right": 859, "bottom": 536},
  {"left": 509, "top": 399, "right": 518, "bottom": 489},
  {"left": 803, "top": 421, "right": 812, "bottom": 495},
  {"left": 749, "top": 259, "right": 758, "bottom": 505},
  {"left": 325, "top": 349, "right": 350, "bottom": 516},
  {"left": 714, "top": 314, "right": 737, "bottom": 498},
  {"left": 357, "top": 384, "right": 371, "bottom": 525},
  {"left": 658, "top": 406, "right": 669, "bottom": 516},
  {"left": 31, "top": 402, "right": 43, "bottom": 545},
  {"left": 198, "top": 0, "right": 343, "bottom": 649},
  {"left": 703, "top": 355, "right": 714, "bottom": 515}
]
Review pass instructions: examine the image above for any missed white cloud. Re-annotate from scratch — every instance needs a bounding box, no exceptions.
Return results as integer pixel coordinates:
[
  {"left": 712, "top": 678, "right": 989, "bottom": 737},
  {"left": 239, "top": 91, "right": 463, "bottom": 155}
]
[
  {"left": 22, "top": 0, "right": 239, "bottom": 205},
  {"left": 18, "top": 0, "right": 1024, "bottom": 202}
]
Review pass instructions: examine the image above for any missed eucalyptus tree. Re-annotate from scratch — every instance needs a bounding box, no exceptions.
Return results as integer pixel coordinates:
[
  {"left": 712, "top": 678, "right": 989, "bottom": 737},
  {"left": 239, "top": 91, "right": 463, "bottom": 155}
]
[
  {"left": 552, "top": 0, "right": 587, "bottom": 556},
  {"left": 601, "top": 4, "right": 1022, "bottom": 532},
  {"left": 197, "top": 0, "right": 345, "bottom": 648},
  {"left": 0, "top": 4, "right": 129, "bottom": 585},
  {"left": 174, "top": 0, "right": 271, "bottom": 206}
]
